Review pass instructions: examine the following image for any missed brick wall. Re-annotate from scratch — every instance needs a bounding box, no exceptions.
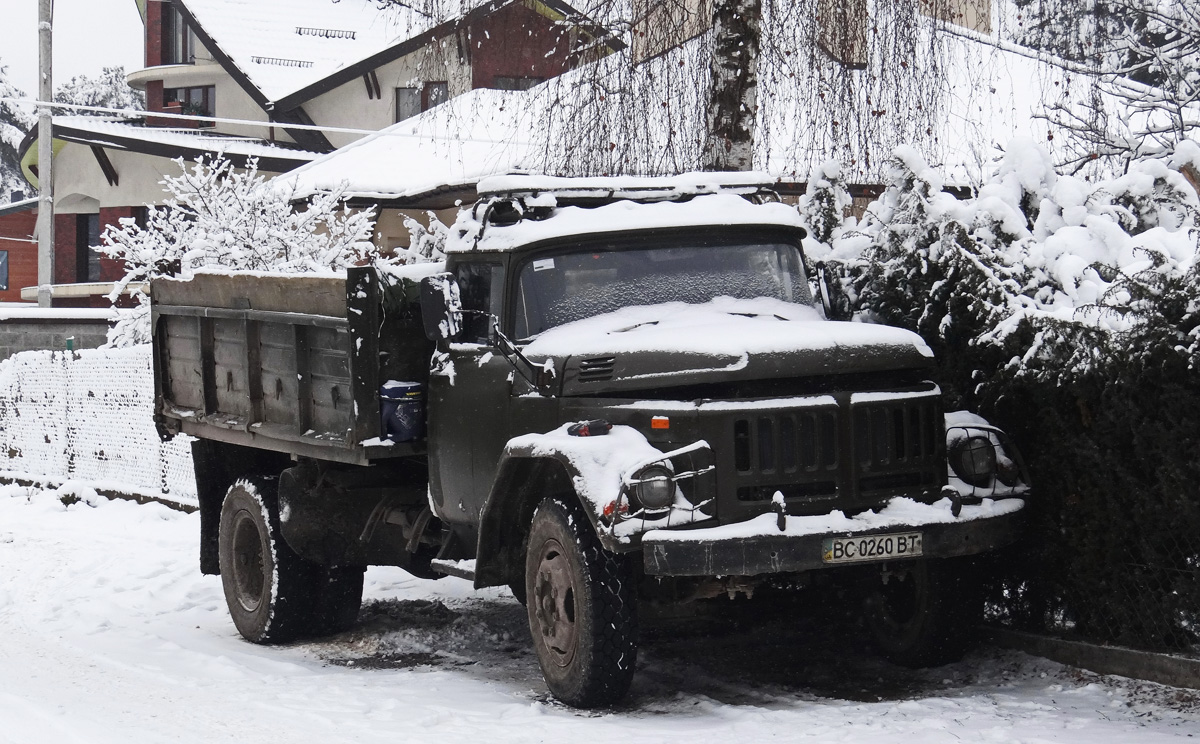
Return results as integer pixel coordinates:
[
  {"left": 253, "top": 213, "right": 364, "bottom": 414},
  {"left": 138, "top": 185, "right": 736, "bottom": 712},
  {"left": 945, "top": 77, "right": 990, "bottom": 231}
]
[
  {"left": 97, "top": 207, "right": 134, "bottom": 282},
  {"left": 470, "top": 3, "right": 574, "bottom": 90},
  {"left": 52, "top": 213, "right": 78, "bottom": 285},
  {"left": 146, "top": 0, "right": 163, "bottom": 68},
  {"left": 0, "top": 210, "right": 39, "bottom": 303}
]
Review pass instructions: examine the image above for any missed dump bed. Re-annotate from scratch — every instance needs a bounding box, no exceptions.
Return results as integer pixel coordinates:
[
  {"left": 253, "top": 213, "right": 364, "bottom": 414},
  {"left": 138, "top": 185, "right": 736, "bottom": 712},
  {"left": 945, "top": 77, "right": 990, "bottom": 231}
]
[{"left": 151, "top": 266, "right": 435, "bottom": 465}]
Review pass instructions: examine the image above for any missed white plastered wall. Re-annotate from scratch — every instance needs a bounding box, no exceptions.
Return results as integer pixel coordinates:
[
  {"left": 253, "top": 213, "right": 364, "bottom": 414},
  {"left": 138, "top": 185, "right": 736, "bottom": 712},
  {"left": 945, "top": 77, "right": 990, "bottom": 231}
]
[{"left": 304, "top": 39, "right": 473, "bottom": 150}]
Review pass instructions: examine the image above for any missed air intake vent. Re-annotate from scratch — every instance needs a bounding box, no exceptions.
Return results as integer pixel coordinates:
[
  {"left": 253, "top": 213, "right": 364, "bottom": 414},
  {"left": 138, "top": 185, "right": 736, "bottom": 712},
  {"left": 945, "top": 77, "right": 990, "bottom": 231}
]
[{"left": 578, "top": 357, "right": 616, "bottom": 382}]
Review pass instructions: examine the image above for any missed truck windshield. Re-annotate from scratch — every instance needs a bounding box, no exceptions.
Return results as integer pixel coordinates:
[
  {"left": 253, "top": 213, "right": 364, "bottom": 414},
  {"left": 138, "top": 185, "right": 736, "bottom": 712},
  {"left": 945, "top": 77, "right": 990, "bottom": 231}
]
[{"left": 512, "top": 242, "right": 812, "bottom": 340}]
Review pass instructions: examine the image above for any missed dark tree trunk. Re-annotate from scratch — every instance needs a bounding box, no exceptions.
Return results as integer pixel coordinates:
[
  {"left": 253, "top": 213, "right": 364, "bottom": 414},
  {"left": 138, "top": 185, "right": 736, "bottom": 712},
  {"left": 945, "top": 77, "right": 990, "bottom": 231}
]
[{"left": 701, "top": 0, "right": 760, "bottom": 171}]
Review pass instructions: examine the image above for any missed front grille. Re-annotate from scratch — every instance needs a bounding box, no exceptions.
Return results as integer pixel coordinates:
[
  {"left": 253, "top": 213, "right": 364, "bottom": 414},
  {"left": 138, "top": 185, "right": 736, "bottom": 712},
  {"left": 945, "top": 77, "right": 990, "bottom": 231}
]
[
  {"left": 726, "top": 390, "right": 941, "bottom": 510},
  {"left": 851, "top": 397, "right": 940, "bottom": 476},
  {"left": 578, "top": 356, "right": 615, "bottom": 382},
  {"left": 733, "top": 408, "right": 839, "bottom": 488}
]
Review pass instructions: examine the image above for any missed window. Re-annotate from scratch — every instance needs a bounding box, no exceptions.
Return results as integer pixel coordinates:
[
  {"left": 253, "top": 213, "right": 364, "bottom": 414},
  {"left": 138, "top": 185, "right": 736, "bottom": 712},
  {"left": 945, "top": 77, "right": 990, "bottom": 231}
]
[
  {"left": 631, "top": 0, "right": 713, "bottom": 65},
  {"left": 422, "top": 82, "right": 449, "bottom": 111},
  {"left": 76, "top": 213, "right": 102, "bottom": 283},
  {"left": 395, "top": 87, "right": 420, "bottom": 122},
  {"left": 162, "top": 2, "right": 198, "bottom": 65},
  {"left": 492, "top": 76, "right": 543, "bottom": 91},
  {"left": 0, "top": 251, "right": 8, "bottom": 291},
  {"left": 513, "top": 241, "right": 812, "bottom": 340},
  {"left": 456, "top": 262, "right": 505, "bottom": 344},
  {"left": 817, "top": 0, "right": 868, "bottom": 69},
  {"left": 165, "top": 86, "right": 216, "bottom": 125},
  {"left": 918, "top": 0, "right": 991, "bottom": 33}
]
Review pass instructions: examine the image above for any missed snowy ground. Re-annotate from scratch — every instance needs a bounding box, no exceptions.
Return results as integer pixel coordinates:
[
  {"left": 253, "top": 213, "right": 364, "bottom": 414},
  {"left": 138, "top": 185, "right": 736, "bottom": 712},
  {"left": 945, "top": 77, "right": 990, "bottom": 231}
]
[{"left": 1, "top": 486, "right": 1198, "bottom": 743}]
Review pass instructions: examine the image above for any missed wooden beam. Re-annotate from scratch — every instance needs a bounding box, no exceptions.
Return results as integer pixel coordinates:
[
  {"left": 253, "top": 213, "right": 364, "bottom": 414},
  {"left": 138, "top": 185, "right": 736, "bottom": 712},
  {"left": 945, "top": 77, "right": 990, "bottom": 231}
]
[{"left": 90, "top": 146, "right": 119, "bottom": 187}]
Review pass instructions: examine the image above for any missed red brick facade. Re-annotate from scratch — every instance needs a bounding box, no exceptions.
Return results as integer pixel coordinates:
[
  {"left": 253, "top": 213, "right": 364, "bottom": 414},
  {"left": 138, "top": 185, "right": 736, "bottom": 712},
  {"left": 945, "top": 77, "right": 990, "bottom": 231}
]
[
  {"left": 0, "top": 209, "right": 39, "bottom": 303},
  {"left": 146, "top": 0, "right": 164, "bottom": 68},
  {"left": 470, "top": 3, "right": 574, "bottom": 90}
]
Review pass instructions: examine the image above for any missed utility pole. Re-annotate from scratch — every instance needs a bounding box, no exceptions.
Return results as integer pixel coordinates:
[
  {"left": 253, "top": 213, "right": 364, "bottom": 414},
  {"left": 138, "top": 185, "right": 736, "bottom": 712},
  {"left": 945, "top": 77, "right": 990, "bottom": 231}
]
[{"left": 36, "top": 0, "right": 55, "bottom": 307}]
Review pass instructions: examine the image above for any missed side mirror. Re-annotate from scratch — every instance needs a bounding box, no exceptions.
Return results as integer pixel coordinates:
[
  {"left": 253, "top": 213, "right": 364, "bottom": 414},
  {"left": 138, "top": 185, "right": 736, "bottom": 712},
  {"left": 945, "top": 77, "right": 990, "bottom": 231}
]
[
  {"left": 419, "top": 273, "right": 463, "bottom": 341},
  {"left": 815, "top": 261, "right": 852, "bottom": 322}
]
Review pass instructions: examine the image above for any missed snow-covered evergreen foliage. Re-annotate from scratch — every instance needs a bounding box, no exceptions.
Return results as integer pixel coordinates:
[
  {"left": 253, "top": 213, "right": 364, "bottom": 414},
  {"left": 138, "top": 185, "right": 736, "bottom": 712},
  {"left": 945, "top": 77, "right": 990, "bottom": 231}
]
[
  {"left": 54, "top": 66, "right": 145, "bottom": 115},
  {"left": 803, "top": 140, "right": 1200, "bottom": 648},
  {"left": 0, "top": 60, "right": 35, "bottom": 202},
  {"left": 816, "top": 138, "right": 1200, "bottom": 392},
  {"left": 100, "top": 157, "right": 378, "bottom": 347}
]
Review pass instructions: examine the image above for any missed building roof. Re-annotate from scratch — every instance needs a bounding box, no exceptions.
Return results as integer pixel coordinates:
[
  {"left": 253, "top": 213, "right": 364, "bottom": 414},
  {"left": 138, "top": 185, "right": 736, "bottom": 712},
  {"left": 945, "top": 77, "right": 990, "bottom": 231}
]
[
  {"left": 178, "top": 0, "right": 488, "bottom": 107},
  {"left": 279, "top": 88, "right": 537, "bottom": 206},
  {"left": 20, "top": 116, "right": 321, "bottom": 187}
]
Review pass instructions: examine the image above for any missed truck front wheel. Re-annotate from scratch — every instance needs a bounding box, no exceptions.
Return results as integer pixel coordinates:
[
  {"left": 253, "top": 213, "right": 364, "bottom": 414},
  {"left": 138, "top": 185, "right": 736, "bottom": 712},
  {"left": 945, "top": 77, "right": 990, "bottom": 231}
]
[
  {"left": 525, "top": 498, "right": 638, "bottom": 708},
  {"left": 864, "top": 558, "right": 982, "bottom": 667}
]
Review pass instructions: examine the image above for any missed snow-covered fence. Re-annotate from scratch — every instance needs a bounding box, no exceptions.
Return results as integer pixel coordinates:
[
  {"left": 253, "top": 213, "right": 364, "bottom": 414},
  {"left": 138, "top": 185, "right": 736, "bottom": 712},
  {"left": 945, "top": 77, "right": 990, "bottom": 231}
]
[{"left": 0, "top": 346, "right": 195, "bottom": 506}]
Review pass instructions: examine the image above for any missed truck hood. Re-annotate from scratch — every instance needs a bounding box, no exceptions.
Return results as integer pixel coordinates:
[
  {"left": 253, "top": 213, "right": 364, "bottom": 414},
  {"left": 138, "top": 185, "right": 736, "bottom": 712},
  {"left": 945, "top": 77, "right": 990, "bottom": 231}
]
[{"left": 521, "top": 297, "right": 935, "bottom": 394}]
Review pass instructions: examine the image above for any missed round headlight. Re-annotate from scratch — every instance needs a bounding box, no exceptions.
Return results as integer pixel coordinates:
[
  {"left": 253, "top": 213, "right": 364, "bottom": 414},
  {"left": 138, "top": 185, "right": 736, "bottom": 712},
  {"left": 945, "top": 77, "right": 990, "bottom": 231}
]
[
  {"left": 950, "top": 435, "right": 996, "bottom": 487},
  {"left": 633, "top": 465, "right": 674, "bottom": 511}
]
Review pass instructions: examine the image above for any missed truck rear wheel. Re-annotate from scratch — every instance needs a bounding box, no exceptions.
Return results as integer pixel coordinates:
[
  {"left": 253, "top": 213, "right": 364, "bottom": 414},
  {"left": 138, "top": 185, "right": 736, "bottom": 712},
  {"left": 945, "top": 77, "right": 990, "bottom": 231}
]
[
  {"left": 525, "top": 498, "right": 637, "bottom": 708},
  {"left": 218, "top": 479, "right": 363, "bottom": 642},
  {"left": 864, "top": 558, "right": 982, "bottom": 667}
]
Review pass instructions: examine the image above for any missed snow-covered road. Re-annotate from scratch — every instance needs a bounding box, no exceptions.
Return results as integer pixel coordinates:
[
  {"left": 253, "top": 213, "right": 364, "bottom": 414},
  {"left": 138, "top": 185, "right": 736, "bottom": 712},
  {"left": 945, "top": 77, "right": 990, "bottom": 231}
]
[{"left": 0, "top": 485, "right": 1196, "bottom": 743}]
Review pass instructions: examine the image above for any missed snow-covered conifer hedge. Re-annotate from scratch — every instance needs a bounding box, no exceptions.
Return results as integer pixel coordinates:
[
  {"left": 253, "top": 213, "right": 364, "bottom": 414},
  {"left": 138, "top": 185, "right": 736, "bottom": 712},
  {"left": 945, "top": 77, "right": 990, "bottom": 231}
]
[{"left": 805, "top": 139, "right": 1200, "bottom": 650}]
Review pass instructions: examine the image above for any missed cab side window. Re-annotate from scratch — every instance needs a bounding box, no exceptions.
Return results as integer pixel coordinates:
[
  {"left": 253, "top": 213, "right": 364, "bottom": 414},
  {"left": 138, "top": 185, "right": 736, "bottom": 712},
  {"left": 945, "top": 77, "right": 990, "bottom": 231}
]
[{"left": 456, "top": 262, "right": 505, "bottom": 344}]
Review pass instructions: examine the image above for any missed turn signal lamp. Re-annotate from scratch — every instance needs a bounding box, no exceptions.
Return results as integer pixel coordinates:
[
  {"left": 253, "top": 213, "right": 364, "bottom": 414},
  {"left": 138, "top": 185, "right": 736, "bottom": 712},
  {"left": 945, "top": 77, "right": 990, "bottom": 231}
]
[{"left": 651, "top": 416, "right": 670, "bottom": 430}]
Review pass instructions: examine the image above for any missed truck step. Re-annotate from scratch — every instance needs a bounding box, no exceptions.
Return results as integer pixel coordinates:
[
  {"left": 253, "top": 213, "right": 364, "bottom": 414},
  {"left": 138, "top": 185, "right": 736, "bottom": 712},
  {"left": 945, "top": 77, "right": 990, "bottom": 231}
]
[{"left": 429, "top": 558, "right": 476, "bottom": 581}]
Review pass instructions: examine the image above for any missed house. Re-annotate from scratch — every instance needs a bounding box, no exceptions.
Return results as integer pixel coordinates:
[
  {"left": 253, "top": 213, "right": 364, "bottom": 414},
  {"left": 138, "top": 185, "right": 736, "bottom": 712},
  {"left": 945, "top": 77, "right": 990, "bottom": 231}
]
[
  {"left": 277, "top": 0, "right": 1112, "bottom": 239},
  {"left": 16, "top": 0, "right": 617, "bottom": 305}
]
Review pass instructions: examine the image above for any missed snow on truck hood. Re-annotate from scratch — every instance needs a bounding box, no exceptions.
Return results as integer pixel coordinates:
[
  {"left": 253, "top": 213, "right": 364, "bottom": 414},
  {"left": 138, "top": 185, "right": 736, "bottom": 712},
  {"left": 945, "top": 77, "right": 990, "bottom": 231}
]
[{"left": 524, "top": 297, "right": 935, "bottom": 376}]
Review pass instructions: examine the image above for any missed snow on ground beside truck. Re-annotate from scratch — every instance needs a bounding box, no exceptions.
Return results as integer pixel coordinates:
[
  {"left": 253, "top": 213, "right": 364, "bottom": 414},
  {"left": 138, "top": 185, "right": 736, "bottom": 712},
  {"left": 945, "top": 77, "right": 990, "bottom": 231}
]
[{"left": 0, "top": 484, "right": 1197, "bottom": 743}]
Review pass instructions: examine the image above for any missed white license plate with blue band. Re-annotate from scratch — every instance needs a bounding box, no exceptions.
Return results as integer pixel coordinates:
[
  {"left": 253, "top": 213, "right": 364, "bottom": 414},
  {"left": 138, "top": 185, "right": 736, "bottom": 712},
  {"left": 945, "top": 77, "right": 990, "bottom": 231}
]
[{"left": 822, "top": 532, "right": 923, "bottom": 564}]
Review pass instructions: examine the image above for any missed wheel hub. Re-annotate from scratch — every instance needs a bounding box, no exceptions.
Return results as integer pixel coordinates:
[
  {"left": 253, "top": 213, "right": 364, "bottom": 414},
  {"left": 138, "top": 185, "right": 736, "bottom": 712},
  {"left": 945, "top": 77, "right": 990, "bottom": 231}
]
[
  {"left": 230, "top": 510, "right": 266, "bottom": 612},
  {"left": 532, "top": 538, "right": 577, "bottom": 667}
]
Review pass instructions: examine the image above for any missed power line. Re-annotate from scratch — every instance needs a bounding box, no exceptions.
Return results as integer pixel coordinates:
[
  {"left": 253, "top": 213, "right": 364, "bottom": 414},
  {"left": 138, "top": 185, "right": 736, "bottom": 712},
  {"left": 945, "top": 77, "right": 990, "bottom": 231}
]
[{"left": 0, "top": 97, "right": 530, "bottom": 147}]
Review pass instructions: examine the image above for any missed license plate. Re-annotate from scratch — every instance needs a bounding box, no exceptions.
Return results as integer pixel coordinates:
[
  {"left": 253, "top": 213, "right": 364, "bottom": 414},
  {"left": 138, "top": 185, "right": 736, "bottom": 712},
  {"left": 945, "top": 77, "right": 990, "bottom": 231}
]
[{"left": 822, "top": 532, "right": 923, "bottom": 564}]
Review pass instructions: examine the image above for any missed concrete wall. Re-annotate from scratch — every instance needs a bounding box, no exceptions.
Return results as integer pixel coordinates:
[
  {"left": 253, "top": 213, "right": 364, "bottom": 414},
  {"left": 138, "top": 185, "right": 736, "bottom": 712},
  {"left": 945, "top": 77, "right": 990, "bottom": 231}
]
[{"left": 0, "top": 317, "right": 111, "bottom": 363}]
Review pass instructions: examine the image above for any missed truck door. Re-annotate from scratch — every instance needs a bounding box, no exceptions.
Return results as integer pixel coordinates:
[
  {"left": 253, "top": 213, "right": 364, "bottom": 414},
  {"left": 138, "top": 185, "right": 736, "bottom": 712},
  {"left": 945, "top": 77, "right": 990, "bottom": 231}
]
[{"left": 426, "top": 261, "right": 512, "bottom": 542}]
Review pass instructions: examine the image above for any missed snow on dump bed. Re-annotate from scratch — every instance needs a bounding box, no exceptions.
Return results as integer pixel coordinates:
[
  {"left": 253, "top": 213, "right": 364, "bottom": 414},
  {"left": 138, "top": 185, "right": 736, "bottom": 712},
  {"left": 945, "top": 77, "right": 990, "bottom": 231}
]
[
  {"left": 447, "top": 194, "right": 806, "bottom": 253},
  {"left": 645, "top": 496, "right": 1024, "bottom": 543},
  {"left": 522, "top": 297, "right": 934, "bottom": 360}
]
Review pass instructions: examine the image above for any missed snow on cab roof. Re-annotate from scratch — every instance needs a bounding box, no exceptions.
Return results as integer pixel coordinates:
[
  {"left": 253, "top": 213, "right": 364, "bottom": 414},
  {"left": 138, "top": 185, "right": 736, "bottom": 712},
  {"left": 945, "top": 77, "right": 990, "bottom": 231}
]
[
  {"left": 180, "top": 0, "right": 482, "bottom": 105},
  {"left": 445, "top": 191, "right": 807, "bottom": 253}
]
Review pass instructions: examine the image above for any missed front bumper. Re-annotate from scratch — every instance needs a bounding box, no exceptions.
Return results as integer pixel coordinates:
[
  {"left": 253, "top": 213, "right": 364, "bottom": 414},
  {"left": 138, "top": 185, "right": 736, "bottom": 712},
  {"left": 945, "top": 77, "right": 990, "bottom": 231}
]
[{"left": 641, "top": 498, "right": 1025, "bottom": 577}]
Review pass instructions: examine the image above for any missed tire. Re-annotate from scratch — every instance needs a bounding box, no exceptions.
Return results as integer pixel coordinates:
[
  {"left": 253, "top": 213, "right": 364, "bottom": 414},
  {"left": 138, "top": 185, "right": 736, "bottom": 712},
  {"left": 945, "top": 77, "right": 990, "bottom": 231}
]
[
  {"left": 217, "top": 478, "right": 318, "bottom": 643},
  {"left": 525, "top": 498, "right": 638, "bottom": 708},
  {"left": 864, "top": 558, "right": 983, "bottom": 667}
]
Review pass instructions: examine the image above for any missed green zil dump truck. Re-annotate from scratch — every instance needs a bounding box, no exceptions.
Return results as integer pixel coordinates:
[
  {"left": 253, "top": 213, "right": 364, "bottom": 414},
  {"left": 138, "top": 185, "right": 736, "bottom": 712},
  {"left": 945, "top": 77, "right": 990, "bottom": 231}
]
[{"left": 152, "top": 174, "right": 1029, "bottom": 707}]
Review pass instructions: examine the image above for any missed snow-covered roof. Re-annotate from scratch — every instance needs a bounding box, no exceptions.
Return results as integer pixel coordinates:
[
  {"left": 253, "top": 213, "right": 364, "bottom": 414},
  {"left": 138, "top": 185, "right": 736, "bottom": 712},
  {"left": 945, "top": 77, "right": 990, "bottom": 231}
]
[
  {"left": 0, "top": 197, "right": 37, "bottom": 217},
  {"left": 52, "top": 115, "right": 321, "bottom": 170},
  {"left": 446, "top": 193, "right": 808, "bottom": 253},
  {"left": 180, "top": 0, "right": 483, "bottom": 105},
  {"left": 279, "top": 18, "right": 1158, "bottom": 199},
  {"left": 278, "top": 88, "right": 537, "bottom": 202}
]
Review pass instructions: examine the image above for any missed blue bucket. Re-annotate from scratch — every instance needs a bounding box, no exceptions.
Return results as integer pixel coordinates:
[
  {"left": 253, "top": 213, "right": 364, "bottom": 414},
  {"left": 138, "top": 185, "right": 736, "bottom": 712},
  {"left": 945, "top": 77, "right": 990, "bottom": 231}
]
[{"left": 379, "top": 381, "right": 425, "bottom": 442}]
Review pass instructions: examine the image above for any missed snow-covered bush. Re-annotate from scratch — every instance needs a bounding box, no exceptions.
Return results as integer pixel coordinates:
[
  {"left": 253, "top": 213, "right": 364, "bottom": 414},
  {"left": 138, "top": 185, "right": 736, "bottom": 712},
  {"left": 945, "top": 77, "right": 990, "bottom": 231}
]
[
  {"left": 802, "top": 138, "right": 1200, "bottom": 650},
  {"left": 100, "top": 156, "right": 379, "bottom": 346}
]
